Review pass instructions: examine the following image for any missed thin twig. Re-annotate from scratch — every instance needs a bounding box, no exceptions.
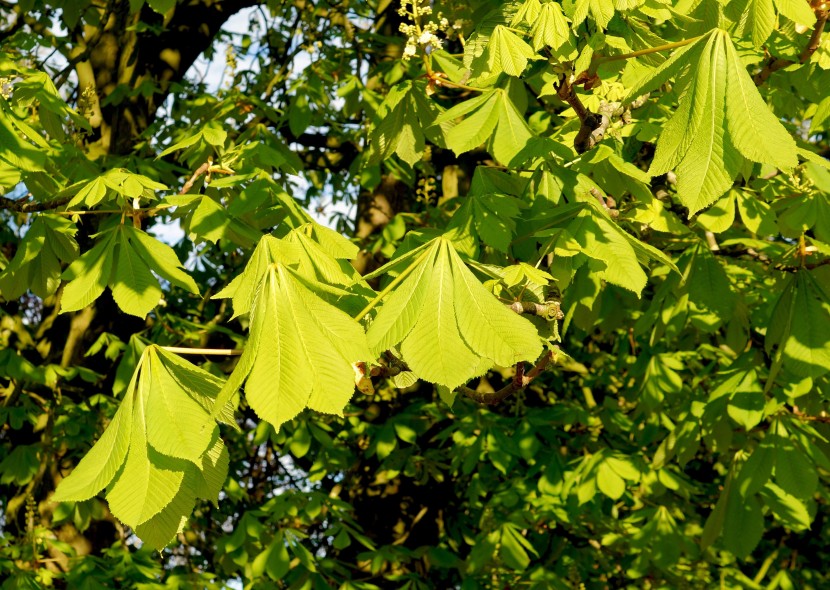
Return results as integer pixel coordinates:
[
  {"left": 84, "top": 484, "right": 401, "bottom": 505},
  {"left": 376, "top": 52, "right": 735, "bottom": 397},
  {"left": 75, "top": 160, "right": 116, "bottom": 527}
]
[
  {"left": 54, "top": 0, "right": 116, "bottom": 89},
  {"left": 459, "top": 347, "right": 558, "bottom": 405},
  {"left": 180, "top": 161, "right": 211, "bottom": 194},
  {"left": 160, "top": 346, "right": 243, "bottom": 356}
]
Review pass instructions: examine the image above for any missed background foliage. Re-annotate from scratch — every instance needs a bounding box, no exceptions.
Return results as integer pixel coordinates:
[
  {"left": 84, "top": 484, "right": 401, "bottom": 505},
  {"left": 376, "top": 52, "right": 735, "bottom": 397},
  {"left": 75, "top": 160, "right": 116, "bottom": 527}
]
[{"left": 1, "top": 0, "right": 830, "bottom": 588}]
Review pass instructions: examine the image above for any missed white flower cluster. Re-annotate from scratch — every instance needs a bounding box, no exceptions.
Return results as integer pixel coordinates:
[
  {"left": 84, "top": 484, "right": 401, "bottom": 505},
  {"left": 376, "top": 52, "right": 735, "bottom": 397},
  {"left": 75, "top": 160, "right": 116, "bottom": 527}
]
[{"left": 398, "top": 0, "right": 448, "bottom": 60}]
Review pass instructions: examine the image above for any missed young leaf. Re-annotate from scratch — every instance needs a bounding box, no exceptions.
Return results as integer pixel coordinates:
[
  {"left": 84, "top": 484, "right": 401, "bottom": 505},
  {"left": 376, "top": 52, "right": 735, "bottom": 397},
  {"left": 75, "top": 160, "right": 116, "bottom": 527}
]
[
  {"left": 0, "top": 214, "right": 78, "bottom": 300},
  {"left": 531, "top": 2, "right": 573, "bottom": 51},
  {"left": 367, "top": 238, "right": 541, "bottom": 390},
  {"left": 51, "top": 371, "right": 137, "bottom": 503},
  {"left": 487, "top": 26, "right": 538, "bottom": 77},
  {"left": 723, "top": 34, "right": 798, "bottom": 169},
  {"left": 111, "top": 230, "right": 163, "bottom": 318},
  {"left": 61, "top": 229, "right": 117, "bottom": 313},
  {"left": 241, "top": 263, "right": 371, "bottom": 431},
  {"left": 765, "top": 270, "right": 830, "bottom": 379},
  {"left": 127, "top": 226, "right": 199, "bottom": 294},
  {"left": 105, "top": 374, "right": 184, "bottom": 528}
]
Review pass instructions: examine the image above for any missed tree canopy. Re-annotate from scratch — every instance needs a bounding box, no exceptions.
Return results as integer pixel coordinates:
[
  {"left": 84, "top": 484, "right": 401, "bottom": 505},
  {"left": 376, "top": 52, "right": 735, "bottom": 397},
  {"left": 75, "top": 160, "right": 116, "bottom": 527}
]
[{"left": 1, "top": 0, "right": 830, "bottom": 587}]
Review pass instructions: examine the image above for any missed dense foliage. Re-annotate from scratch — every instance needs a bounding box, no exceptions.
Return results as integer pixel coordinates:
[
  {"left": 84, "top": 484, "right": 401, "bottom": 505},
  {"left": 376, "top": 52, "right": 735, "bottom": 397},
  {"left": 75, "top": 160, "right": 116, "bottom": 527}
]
[{"left": 1, "top": 0, "right": 830, "bottom": 587}]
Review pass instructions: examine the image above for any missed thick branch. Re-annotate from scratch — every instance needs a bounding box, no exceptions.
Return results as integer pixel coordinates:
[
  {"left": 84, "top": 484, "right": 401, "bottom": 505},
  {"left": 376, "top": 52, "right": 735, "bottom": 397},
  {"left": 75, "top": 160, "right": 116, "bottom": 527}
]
[
  {"left": 557, "top": 76, "right": 605, "bottom": 154},
  {"left": 753, "top": 8, "right": 829, "bottom": 86},
  {"left": 0, "top": 195, "right": 71, "bottom": 213}
]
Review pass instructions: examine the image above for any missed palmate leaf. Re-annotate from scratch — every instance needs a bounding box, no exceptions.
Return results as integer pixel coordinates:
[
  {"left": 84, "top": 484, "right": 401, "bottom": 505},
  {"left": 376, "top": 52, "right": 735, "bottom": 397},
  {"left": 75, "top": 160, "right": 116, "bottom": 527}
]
[
  {"left": 446, "top": 193, "right": 525, "bottom": 253},
  {"left": 0, "top": 214, "right": 78, "bottom": 300},
  {"left": 66, "top": 169, "right": 167, "bottom": 208},
  {"left": 766, "top": 269, "right": 830, "bottom": 379},
  {"left": 366, "top": 237, "right": 542, "bottom": 390},
  {"left": 570, "top": 0, "right": 615, "bottom": 29},
  {"left": 530, "top": 2, "right": 572, "bottom": 51},
  {"left": 486, "top": 26, "right": 539, "bottom": 77},
  {"left": 213, "top": 234, "right": 300, "bottom": 318},
  {"left": 434, "top": 89, "right": 534, "bottom": 165},
  {"left": 284, "top": 225, "right": 373, "bottom": 316},
  {"left": 681, "top": 242, "right": 736, "bottom": 318},
  {"left": 367, "top": 80, "right": 447, "bottom": 167},
  {"left": 626, "top": 29, "right": 797, "bottom": 214},
  {"left": 51, "top": 346, "right": 230, "bottom": 550},
  {"left": 535, "top": 202, "right": 668, "bottom": 295},
  {"left": 731, "top": 0, "right": 776, "bottom": 46},
  {"left": 62, "top": 225, "right": 198, "bottom": 317},
  {"left": 237, "top": 263, "right": 371, "bottom": 431},
  {"left": 50, "top": 369, "right": 137, "bottom": 504}
]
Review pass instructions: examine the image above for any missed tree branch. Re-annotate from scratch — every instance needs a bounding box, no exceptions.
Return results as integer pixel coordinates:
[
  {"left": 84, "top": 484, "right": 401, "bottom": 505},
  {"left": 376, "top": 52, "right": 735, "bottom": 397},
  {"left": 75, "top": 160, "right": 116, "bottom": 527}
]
[
  {"left": 557, "top": 75, "right": 605, "bottom": 154},
  {"left": 459, "top": 347, "right": 559, "bottom": 405},
  {"left": 753, "top": 8, "right": 829, "bottom": 86},
  {"left": 507, "top": 300, "right": 564, "bottom": 321},
  {"left": 0, "top": 195, "right": 71, "bottom": 213}
]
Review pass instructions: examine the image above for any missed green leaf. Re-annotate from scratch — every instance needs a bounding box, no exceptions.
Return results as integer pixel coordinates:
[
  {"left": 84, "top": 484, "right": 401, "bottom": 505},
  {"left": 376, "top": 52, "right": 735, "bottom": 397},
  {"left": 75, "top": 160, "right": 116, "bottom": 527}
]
[
  {"left": 766, "top": 271, "right": 830, "bottom": 379},
  {"left": 147, "top": 0, "right": 175, "bottom": 13},
  {"left": 597, "top": 461, "right": 626, "bottom": 499},
  {"left": 538, "top": 202, "right": 651, "bottom": 295},
  {"left": 672, "top": 32, "right": 743, "bottom": 214},
  {"left": 723, "top": 34, "right": 798, "bottom": 169},
  {"left": 736, "top": 443, "right": 774, "bottom": 497},
  {"left": 439, "top": 91, "right": 502, "bottom": 156},
  {"left": 531, "top": 2, "right": 573, "bottom": 51},
  {"left": 110, "top": 229, "right": 163, "bottom": 318},
  {"left": 67, "top": 177, "right": 108, "bottom": 208},
  {"left": 736, "top": 190, "right": 777, "bottom": 235},
  {"left": 733, "top": 0, "right": 776, "bottom": 46},
  {"left": 773, "top": 433, "right": 818, "bottom": 500},
  {"left": 682, "top": 243, "right": 735, "bottom": 317},
  {"left": 760, "top": 482, "right": 812, "bottom": 531},
  {"left": 106, "top": 376, "right": 185, "bottom": 528},
  {"left": 810, "top": 95, "right": 830, "bottom": 132},
  {"left": 0, "top": 214, "right": 78, "bottom": 300},
  {"left": 368, "top": 238, "right": 541, "bottom": 389},
  {"left": 61, "top": 230, "right": 117, "bottom": 313},
  {"left": 696, "top": 191, "right": 736, "bottom": 233},
  {"left": 0, "top": 109, "right": 46, "bottom": 172},
  {"left": 127, "top": 226, "right": 199, "bottom": 294},
  {"left": 241, "top": 263, "right": 371, "bottom": 431},
  {"left": 630, "top": 30, "right": 796, "bottom": 213},
  {"left": 722, "top": 490, "right": 763, "bottom": 558},
  {"left": 491, "top": 89, "right": 534, "bottom": 165},
  {"left": 189, "top": 195, "right": 229, "bottom": 243},
  {"left": 773, "top": 0, "right": 817, "bottom": 26},
  {"left": 51, "top": 383, "right": 134, "bottom": 502},
  {"left": 213, "top": 234, "right": 300, "bottom": 318},
  {"left": 0, "top": 445, "right": 40, "bottom": 485},
  {"left": 624, "top": 33, "right": 709, "bottom": 103},
  {"left": 144, "top": 352, "right": 216, "bottom": 463},
  {"left": 487, "top": 26, "right": 538, "bottom": 77},
  {"left": 446, "top": 193, "right": 524, "bottom": 253},
  {"left": 365, "top": 244, "right": 436, "bottom": 354},
  {"left": 571, "top": 0, "right": 615, "bottom": 29},
  {"left": 368, "top": 81, "right": 446, "bottom": 166},
  {"left": 499, "top": 524, "right": 534, "bottom": 570}
]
